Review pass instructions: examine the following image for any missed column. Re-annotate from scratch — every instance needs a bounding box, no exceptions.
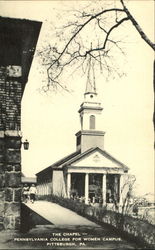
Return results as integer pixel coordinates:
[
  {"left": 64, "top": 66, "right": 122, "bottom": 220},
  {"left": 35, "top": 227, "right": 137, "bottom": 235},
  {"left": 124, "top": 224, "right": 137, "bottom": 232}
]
[
  {"left": 114, "top": 175, "right": 119, "bottom": 202},
  {"left": 85, "top": 173, "right": 89, "bottom": 204},
  {"left": 119, "top": 175, "right": 123, "bottom": 206},
  {"left": 67, "top": 173, "right": 71, "bottom": 198},
  {"left": 102, "top": 174, "right": 106, "bottom": 205}
]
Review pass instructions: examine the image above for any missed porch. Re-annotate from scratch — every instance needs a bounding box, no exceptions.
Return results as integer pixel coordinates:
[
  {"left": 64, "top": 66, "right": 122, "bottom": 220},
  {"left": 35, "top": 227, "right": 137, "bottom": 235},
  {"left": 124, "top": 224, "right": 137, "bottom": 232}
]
[{"left": 66, "top": 171, "right": 124, "bottom": 205}]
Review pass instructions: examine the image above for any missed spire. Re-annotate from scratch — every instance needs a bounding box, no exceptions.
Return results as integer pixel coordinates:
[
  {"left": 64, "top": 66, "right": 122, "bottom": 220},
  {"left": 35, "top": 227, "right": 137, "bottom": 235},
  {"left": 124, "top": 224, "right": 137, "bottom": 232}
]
[
  {"left": 85, "top": 53, "right": 97, "bottom": 95},
  {"left": 85, "top": 77, "right": 97, "bottom": 95}
]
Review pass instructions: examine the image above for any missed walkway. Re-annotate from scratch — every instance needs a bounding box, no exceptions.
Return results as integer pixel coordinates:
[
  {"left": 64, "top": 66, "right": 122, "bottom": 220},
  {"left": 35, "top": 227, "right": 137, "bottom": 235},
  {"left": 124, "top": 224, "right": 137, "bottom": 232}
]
[
  {"left": 26, "top": 200, "right": 97, "bottom": 226},
  {"left": 0, "top": 201, "right": 141, "bottom": 249}
]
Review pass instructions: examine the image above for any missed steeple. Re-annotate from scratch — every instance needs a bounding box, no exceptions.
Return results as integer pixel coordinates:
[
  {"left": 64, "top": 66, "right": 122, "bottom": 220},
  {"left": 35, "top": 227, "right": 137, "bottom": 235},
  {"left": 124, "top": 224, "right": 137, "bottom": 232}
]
[{"left": 75, "top": 79, "right": 105, "bottom": 153}]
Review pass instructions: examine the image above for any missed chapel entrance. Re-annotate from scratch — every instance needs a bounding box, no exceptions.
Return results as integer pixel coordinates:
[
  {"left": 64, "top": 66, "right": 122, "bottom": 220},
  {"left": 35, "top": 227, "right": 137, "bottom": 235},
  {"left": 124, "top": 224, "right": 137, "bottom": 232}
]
[
  {"left": 71, "top": 173, "right": 85, "bottom": 198},
  {"left": 69, "top": 173, "right": 121, "bottom": 204}
]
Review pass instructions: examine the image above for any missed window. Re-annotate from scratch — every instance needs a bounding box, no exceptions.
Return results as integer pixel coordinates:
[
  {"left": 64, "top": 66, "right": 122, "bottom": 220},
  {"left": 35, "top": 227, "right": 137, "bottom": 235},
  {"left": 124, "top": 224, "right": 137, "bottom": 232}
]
[{"left": 90, "top": 115, "right": 95, "bottom": 129}]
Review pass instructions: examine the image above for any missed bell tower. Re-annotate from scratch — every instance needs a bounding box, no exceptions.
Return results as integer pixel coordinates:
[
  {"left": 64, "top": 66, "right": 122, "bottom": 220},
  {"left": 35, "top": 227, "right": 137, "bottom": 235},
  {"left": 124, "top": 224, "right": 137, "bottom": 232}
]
[{"left": 76, "top": 79, "right": 105, "bottom": 153}]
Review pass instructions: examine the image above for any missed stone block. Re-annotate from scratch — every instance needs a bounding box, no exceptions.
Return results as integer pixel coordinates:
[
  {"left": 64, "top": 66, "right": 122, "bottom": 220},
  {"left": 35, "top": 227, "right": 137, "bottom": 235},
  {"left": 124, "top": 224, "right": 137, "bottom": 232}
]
[
  {"left": 0, "top": 163, "right": 4, "bottom": 173},
  {"left": 4, "top": 202, "right": 20, "bottom": 216},
  {"left": 5, "top": 172, "right": 21, "bottom": 187},
  {"left": 6, "top": 164, "right": 13, "bottom": 172},
  {"left": 14, "top": 164, "right": 21, "bottom": 171},
  {"left": 0, "top": 138, "right": 4, "bottom": 147},
  {"left": 0, "top": 153, "right": 4, "bottom": 163},
  {"left": 3, "top": 216, "right": 15, "bottom": 230},
  {"left": 6, "top": 149, "right": 21, "bottom": 163},
  {"left": 5, "top": 137, "right": 21, "bottom": 149},
  {"left": 0, "top": 216, "right": 4, "bottom": 223},
  {"left": 15, "top": 216, "right": 20, "bottom": 230},
  {"left": 0, "top": 203, "right": 4, "bottom": 215},
  {"left": 14, "top": 188, "right": 21, "bottom": 202},
  {"left": 5, "top": 188, "right": 13, "bottom": 202},
  {"left": 0, "top": 223, "right": 4, "bottom": 231},
  {"left": 0, "top": 174, "right": 5, "bottom": 188},
  {"left": 0, "top": 190, "right": 5, "bottom": 200},
  {"left": 6, "top": 164, "right": 21, "bottom": 172}
]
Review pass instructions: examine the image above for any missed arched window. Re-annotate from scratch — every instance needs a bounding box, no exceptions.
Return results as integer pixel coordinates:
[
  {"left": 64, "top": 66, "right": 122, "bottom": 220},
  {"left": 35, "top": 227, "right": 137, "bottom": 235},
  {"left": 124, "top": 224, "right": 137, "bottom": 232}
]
[{"left": 90, "top": 115, "right": 95, "bottom": 129}]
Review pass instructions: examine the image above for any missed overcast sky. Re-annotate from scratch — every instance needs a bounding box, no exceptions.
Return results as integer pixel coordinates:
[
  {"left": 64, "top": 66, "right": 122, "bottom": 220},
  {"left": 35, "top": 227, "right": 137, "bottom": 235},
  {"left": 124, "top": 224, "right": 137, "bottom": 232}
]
[{"left": 0, "top": 1, "right": 154, "bottom": 196}]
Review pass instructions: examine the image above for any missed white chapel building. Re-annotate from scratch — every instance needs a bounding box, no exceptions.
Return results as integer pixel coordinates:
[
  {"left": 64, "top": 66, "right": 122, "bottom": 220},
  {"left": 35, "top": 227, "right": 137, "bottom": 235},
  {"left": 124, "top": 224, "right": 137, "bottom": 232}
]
[{"left": 36, "top": 81, "right": 129, "bottom": 205}]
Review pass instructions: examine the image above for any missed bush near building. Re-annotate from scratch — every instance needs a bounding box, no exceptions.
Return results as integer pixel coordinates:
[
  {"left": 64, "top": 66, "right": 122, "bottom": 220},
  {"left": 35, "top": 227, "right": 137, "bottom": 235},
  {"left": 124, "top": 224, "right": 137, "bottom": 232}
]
[{"left": 38, "top": 194, "right": 155, "bottom": 248}]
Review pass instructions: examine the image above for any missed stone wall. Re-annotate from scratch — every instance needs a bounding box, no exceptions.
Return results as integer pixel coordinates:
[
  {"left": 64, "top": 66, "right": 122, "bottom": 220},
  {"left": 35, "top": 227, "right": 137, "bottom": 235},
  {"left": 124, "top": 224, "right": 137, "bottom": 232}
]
[
  {"left": 0, "top": 17, "right": 42, "bottom": 231},
  {"left": 0, "top": 65, "right": 22, "bottom": 230},
  {"left": 0, "top": 67, "right": 22, "bottom": 131}
]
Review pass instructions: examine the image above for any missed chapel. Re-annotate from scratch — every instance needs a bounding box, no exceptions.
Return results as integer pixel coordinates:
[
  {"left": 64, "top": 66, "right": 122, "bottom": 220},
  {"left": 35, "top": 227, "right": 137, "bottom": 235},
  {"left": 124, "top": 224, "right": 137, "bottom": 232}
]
[{"left": 36, "top": 80, "right": 129, "bottom": 205}]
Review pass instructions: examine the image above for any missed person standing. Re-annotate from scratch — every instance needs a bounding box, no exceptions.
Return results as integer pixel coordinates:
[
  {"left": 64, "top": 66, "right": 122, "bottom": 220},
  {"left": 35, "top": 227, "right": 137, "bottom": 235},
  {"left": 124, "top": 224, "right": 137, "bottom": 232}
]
[{"left": 29, "top": 184, "right": 37, "bottom": 203}]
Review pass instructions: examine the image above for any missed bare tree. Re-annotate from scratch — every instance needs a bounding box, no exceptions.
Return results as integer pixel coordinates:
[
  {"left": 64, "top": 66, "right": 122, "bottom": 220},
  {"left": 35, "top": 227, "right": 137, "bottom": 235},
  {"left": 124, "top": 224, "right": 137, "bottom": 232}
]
[
  {"left": 38, "top": 0, "right": 154, "bottom": 91},
  {"left": 110, "top": 174, "right": 136, "bottom": 214},
  {"left": 120, "top": 174, "right": 136, "bottom": 215}
]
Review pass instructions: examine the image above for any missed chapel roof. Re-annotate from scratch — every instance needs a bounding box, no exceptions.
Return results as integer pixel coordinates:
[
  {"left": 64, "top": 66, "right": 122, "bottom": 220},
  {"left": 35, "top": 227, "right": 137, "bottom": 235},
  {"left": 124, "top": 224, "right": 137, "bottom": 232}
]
[
  {"left": 62, "top": 147, "right": 129, "bottom": 171},
  {"left": 36, "top": 150, "right": 81, "bottom": 175},
  {"left": 36, "top": 147, "right": 128, "bottom": 176}
]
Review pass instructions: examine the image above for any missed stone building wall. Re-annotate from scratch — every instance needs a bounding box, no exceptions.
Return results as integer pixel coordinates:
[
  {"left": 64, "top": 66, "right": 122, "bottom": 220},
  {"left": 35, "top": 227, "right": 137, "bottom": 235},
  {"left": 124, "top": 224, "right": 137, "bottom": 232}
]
[
  {"left": 0, "top": 17, "right": 41, "bottom": 230},
  {"left": 0, "top": 65, "right": 22, "bottom": 230}
]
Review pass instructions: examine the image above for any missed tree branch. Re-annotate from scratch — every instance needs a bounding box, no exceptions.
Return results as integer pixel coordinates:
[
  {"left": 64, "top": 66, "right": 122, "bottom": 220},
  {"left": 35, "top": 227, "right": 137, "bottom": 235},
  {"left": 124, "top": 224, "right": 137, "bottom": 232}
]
[
  {"left": 47, "top": 8, "right": 124, "bottom": 72},
  {"left": 120, "top": 0, "right": 155, "bottom": 51},
  {"left": 39, "top": 1, "right": 154, "bottom": 90},
  {"left": 102, "top": 17, "right": 129, "bottom": 49}
]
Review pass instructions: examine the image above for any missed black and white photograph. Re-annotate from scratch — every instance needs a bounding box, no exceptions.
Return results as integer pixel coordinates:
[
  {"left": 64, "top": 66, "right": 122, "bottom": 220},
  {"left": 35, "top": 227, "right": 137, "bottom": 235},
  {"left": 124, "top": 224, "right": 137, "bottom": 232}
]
[{"left": 0, "top": 0, "right": 154, "bottom": 249}]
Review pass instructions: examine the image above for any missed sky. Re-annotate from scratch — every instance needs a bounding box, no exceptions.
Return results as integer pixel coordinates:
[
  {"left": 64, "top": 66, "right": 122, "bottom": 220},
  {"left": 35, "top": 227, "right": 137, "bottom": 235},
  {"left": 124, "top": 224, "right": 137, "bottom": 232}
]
[{"left": 0, "top": 1, "right": 154, "bottom": 196}]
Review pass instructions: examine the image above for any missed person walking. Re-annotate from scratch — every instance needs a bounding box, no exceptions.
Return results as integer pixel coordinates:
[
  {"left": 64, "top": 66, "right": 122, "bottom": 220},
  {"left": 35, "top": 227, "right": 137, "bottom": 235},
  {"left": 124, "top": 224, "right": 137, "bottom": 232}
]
[
  {"left": 22, "top": 184, "right": 29, "bottom": 203},
  {"left": 29, "top": 184, "right": 37, "bottom": 203}
]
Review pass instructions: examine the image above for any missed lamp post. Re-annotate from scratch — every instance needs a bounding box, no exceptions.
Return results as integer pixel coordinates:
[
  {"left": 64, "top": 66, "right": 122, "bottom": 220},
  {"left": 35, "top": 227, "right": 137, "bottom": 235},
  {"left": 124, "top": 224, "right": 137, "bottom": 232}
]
[{"left": 21, "top": 139, "right": 29, "bottom": 150}]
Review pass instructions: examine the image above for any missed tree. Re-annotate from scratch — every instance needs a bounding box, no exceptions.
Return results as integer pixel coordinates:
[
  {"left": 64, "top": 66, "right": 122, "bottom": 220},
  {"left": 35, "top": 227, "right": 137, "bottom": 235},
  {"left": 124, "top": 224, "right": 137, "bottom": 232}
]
[
  {"left": 38, "top": 0, "right": 154, "bottom": 91},
  {"left": 120, "top": 174, "right": 136, "bottom": 215},
  {"left": 108, "top": 174, "right": 136, "bottom": 214}
]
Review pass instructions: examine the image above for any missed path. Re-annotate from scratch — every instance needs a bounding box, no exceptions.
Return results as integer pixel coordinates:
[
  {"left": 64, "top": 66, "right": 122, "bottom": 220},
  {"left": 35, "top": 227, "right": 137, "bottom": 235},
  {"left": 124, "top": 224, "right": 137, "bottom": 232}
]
[
  {"left": 26, "top": 200, "right": 98, "bottom": 226},
  {"left": 0, "top": 201, "right": 141, "bottom": 249}
]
